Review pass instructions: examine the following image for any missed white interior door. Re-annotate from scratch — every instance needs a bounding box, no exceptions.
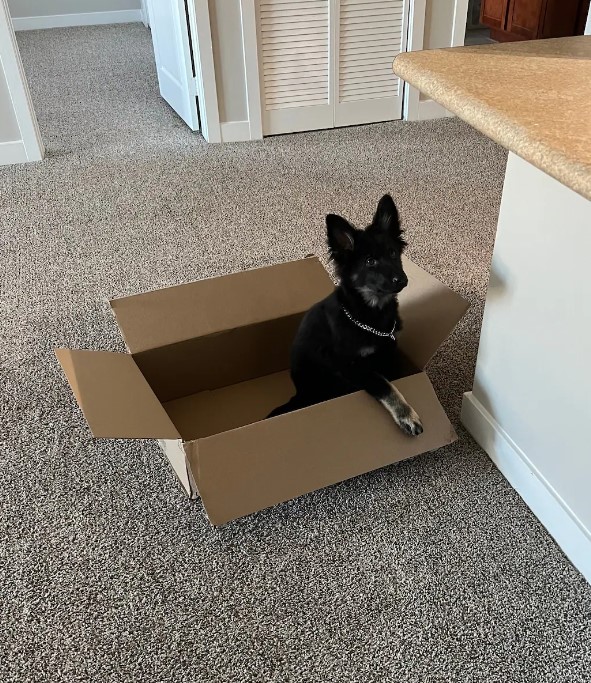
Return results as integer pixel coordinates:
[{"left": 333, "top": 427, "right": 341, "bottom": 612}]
[
  {"left": 147, "top": 0, "right": 199, "bottom": 130},
  {"left": 257, "top": 0, "right": 333, "bottom": 135},
  {"left": 334, "top": 0, "right": 409, "bottom": 127}
]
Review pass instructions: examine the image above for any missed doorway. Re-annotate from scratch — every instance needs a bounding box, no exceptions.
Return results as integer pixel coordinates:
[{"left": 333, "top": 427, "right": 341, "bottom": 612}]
[
  {"left": 3, "top": 0, "right": 218, "bottom": 163},
  {"left": 464, "top": 0, "right": 495, "bottom": 45},
  {"left": 14, "top": 22, "right": 195, "bottom": 157}
]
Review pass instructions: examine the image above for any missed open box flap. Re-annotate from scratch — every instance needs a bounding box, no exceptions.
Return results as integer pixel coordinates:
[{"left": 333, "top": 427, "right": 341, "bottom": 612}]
[
  {"left": 110, "top": 257, "right": 335, "bottom": 354},
  {"left": 186, "top": 372, "right": 457, "bottom": 525},
  {"left": 55, "top": 349, "right": 180, "bottom": 439},
  {"left": 397, "top": 258, "right": 469, "bottom": 369}
]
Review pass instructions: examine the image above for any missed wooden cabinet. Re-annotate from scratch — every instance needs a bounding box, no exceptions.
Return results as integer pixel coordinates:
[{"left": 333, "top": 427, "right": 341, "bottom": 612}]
[
  {"left": 481, "top": 0, "right": 509, "bottom": 30},
  {"left": 506, "top": 0, "right": 544, "bottom": 39},
  {"left": 480, "top": 0, "right": 590, "bottom": 42}
]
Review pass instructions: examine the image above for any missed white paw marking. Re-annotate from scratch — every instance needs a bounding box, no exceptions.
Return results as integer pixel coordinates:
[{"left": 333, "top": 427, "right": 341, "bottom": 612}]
[
  {"left": 397, "top": 408, "right": 423, "bottom": 437},
  {"left": 380, "top": 395, "right": 423, "bottom": 437}
]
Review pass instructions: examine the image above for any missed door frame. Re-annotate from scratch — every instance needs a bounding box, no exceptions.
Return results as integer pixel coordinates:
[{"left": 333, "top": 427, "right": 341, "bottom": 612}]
[
  {"left": 451, "top": 0, "right": 471, "bottom": 47},
  {"left": 403, "top": 0, "right": 469, "bottom": 121},
  {"left": 186, "top": 0, "right": 221, "bottom": 142},
  {"left": 0, "top": 0, "right": 221, "bottom": 164},
  {"left": 402, "top": 0, "right": 426, "bottom": 121},
  {"left": 140, "top": 0, "right": 151, "bottom": 28},
  {"left": 240, "top": 0, "right": 263, "bottom": 140},
  {"left": 0, "top": 0, "right": 43, "bottom": 165}
]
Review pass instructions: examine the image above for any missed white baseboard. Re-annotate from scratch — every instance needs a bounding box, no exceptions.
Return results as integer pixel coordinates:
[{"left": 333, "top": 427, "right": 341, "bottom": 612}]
[
  {"left": 220, "top": 121, "right": 251, "bottom": 143},
  {"left": 0, "top": 140, "right": 28, "bottom": 165},
  {"left": 11, "top": 9, "right": 143, "bottom": 31},
  {"left": 418, "top": 99, "right": 453, "bottom": 121},
  {"left": 462, "top": 391, "right": 591, "bottom": 584}
]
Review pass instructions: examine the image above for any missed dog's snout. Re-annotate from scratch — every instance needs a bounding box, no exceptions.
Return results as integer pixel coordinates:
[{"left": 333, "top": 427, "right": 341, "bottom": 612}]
[{"left": 392, "top": 274, "right": 408, "bottom": 291}]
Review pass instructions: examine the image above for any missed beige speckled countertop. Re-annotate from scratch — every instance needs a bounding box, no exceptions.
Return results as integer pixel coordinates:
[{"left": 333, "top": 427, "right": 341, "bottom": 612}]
[{"left": 394, "top": 36, "right": 591, "bottom": 201}]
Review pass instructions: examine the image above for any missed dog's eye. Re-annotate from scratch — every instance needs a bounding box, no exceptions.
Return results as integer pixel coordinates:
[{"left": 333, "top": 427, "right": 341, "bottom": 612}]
[{"left": 366, "top": 257, "right": 377, "bottom": 267}]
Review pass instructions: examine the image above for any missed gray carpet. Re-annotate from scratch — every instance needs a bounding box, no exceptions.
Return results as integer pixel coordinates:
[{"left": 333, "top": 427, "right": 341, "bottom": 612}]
[{"left": 1, "top": 24, "right": 590, "bottom": 683}]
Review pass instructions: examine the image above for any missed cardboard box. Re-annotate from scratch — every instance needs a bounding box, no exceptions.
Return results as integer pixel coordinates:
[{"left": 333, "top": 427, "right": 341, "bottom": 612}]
[{"left": 56, "top": 257, "right": 468, "bottom": 525}]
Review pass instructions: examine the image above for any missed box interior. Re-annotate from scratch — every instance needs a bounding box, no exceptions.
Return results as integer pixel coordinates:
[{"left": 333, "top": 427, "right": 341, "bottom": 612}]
[
  {"left": 137, "top": 314, "right": 421, "bottom": 442},
  {"left": 132, "top": 313, "right": 303, "bottom": 403},
  {"left": 164, "top": 369, "right": 296, "bottom": 441}
]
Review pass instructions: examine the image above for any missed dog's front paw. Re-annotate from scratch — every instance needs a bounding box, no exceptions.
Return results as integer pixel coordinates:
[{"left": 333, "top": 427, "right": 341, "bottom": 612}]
[{"left": 396, "top": 407, "right": 423, "bottom": 437}]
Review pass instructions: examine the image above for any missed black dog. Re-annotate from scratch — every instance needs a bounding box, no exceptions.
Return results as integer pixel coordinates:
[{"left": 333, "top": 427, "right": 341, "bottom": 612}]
[{"left": 267, "top": 194, "right": 423, "bottom": 437}]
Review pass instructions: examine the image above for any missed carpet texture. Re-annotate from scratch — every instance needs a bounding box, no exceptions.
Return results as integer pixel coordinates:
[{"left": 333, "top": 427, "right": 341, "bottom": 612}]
[{"left": 1, "top": 24, "right": 590, "bottom": 683}]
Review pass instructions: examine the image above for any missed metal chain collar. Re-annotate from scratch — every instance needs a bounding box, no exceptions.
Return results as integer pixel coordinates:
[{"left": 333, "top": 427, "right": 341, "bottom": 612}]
[{"left": 341, "top": 306, "right": 397, "bottom": 341}]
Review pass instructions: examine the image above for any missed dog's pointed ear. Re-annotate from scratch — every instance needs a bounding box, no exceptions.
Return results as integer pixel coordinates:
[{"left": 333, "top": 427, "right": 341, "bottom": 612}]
[
  {"left": 373, "top": 194, "right": 401, "bottom": 237},
  {"left": 326, "top": 214, "right": 355, "bottom": 257}
]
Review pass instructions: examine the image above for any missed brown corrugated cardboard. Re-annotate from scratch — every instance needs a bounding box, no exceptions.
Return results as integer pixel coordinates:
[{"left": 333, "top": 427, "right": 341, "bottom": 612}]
[
  {"left": 55, "top": 349, "right": 179, "bottom": 439},
  {"left": 186, "top": 372, "right": 455, "bottom": 525},
  {"left": 396, "top": 258, "right": 471, "bottom": 369},
  {"left": 110, "top": 258, "right": 335, "bottom": 353},
  {"left": 55, "top": 256, "right": 469, "bottom": 525}
]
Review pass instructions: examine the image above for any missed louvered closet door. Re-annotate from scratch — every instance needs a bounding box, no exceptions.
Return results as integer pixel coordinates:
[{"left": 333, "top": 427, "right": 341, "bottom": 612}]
[
  {"left": 258, "top": 0, "right": 333, "bottom": 135},
  {"left": 334, "top": 0, "right": 408, "bottom": 127}
]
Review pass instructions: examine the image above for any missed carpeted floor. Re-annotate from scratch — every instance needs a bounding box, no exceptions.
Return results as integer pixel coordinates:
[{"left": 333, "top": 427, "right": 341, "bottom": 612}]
[{"left": 1, "top": 23, "right": 590, "bottom": 683}]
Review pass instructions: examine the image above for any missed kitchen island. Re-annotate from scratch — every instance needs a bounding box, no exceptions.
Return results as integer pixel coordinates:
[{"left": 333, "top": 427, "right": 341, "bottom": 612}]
[{"left": 394, "top": 36, "right": 591, "bottom": 583}]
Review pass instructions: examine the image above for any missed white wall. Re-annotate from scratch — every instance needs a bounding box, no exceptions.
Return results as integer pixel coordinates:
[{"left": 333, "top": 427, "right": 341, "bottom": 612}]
[
  {"left": 8, "top": 0, "right": 141, "bottom": 16},
  {"left": 463, "top": 153, "right": 591, "bottom": 582},
  {"left": 423, "top": 0, "right": 456, "bottom": 49},
  {"left": 0, "top": 0, "right": 43, "bottom": 164},
  {"left": 208, "top": 0, "right": 248, "bottom": 124},
  {"left": 420, "top": 0, "right": 460, "bottom": 102},
  {"left": 0, "top": 60, "right": 20, "bottom": 142}
]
